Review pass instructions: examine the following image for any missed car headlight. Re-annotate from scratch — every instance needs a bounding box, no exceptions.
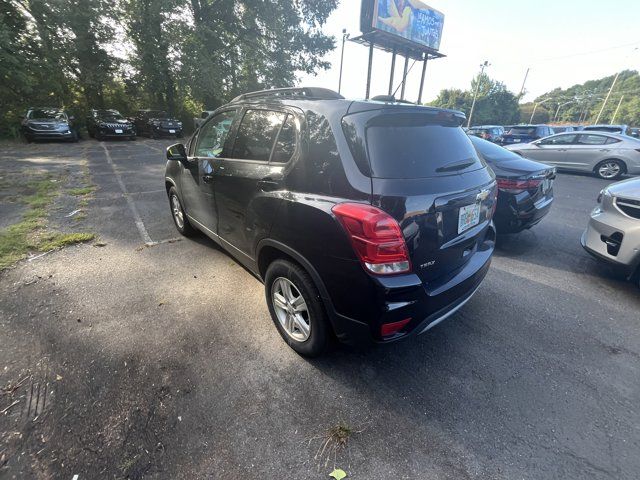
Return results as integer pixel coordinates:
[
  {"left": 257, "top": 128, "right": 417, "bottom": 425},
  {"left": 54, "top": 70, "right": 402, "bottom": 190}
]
[{"left": 57, "top": 123, "right": 70, "bottom": 131}]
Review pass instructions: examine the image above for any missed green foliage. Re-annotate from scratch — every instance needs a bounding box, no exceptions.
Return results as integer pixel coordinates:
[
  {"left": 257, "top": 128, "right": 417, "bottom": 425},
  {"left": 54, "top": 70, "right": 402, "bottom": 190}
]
[
  {"left": 533, "top": 70, "right": 640, "bottom": 125},
  {"left": 430, "top": 73, "right": 520, "bottom": 126},
  {"left": 0, "top": 0, "right": 338, "bottom": 137}
]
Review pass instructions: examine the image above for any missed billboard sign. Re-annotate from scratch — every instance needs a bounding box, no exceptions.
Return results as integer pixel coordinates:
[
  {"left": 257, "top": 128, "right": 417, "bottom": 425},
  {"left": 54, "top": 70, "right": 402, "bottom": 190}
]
[{"left": 362, "top": 0, "right": 445, "bottom": 52}]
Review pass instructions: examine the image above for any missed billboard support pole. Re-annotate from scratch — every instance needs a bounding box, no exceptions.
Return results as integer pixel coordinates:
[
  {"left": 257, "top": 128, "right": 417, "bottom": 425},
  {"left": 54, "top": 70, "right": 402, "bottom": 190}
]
[
  {"left": 417, "top": 55, "right": 428, "bottom": 104},
  {"left": 400, "top": 55, "right": 409, "bottom": 100},
  {"left": 388, "top": 49, "right": 397, "bottom": 95},
  {"left": 365, "top": 41, "right": 374, "bottom": 99}
]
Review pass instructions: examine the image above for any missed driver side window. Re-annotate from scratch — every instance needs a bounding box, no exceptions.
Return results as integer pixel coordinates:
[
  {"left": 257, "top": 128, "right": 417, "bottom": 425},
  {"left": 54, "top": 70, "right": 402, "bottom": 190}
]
[{"left": 195, "top": 110, "right": 236, "bottom": 158}]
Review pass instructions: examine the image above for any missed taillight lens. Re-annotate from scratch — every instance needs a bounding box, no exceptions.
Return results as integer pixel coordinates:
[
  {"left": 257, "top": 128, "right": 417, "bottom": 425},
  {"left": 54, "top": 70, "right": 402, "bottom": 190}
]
[
  {"left": 332, "top": 202, "right": 411, "bottom": 275},
  {"left": 496, "top": 178, "right": 542, "bottom": 193}
]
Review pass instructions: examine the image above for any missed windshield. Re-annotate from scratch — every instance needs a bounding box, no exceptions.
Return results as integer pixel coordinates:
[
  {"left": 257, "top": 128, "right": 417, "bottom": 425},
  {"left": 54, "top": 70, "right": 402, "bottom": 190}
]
[
  {"left": 147, "top": 111, "right": 168, "bottom": 118},
  {"left": 470, "top": 136, "right": 520, "bottom": 163},
  {"left": 507, "top": 127, "right": 536, "bottom": 135},
  {"left": 28, "top": 109, "right": 67, "bottom": 121},
  {"left": 343, "top": 111, "right": 483, "bottom": 179},
  {"left": 97, "top": 110, "right": 125, "bottom": 121}
]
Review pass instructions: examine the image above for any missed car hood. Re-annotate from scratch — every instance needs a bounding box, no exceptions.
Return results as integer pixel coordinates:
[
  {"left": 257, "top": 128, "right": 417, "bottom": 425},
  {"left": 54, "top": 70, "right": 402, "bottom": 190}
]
[
  {"left": 607, "top": 177, "right": 640, "bottom": 201},
  {"left": 503, "top": 143, "right": 535, "bottom": 151}
]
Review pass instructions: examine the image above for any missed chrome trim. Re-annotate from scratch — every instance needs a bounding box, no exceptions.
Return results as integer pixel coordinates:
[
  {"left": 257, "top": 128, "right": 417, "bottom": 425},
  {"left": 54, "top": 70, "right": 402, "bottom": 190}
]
[{"left": 418, "top": 284, "right": 482, "bottom": 335}]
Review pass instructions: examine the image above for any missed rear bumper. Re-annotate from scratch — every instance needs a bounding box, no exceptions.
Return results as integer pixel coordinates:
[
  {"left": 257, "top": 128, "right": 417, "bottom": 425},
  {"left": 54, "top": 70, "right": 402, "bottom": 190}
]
[
  {"left": 331, "top": 224, "right": 495, "bottom": 346},
  {"left": 495, "top": 192, "right": 553, "bottom": 233},
  {"left": 153, "top": 126, "right": 182, "bottom": 136}
]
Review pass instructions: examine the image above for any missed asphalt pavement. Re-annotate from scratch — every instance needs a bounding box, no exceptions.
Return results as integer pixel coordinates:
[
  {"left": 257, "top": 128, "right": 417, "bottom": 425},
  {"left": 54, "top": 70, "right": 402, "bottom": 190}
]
[{"left": 1, "top": 139, "right": 638, "bottom": 479}]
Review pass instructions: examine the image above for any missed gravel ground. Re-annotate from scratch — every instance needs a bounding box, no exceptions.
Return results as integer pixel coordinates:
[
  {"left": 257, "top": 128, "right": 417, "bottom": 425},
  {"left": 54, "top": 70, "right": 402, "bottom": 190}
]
[{"left": 1, "top": 139, "right": 638, "bottom": 480}]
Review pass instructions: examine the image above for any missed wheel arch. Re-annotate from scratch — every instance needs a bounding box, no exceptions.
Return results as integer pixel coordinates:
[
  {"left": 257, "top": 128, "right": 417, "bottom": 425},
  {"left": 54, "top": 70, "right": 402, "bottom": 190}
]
[{"left": 594, "top": 158, "right": 627, "bottom": 174}]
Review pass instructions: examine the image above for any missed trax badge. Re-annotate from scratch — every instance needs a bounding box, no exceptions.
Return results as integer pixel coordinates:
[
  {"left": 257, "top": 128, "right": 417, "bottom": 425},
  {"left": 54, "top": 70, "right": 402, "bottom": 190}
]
[{"left": 420, "top": 260, "right": 436, "bottom": 269}]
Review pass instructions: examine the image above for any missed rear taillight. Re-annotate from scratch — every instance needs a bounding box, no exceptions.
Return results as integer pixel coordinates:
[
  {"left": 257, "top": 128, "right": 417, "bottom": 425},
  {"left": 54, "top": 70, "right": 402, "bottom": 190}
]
[
  {"left": 496, "top": 178, "right": 542, "bottom": 193},
  {"left": 332, "top": 202, "right": 411, "bottom": 275}
]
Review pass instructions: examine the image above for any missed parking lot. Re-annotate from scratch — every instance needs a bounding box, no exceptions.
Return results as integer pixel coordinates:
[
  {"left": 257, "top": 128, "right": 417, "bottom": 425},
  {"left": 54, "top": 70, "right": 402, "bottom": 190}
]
[{"left": 1, "top": 139, "right": 639, "bottom": 479}]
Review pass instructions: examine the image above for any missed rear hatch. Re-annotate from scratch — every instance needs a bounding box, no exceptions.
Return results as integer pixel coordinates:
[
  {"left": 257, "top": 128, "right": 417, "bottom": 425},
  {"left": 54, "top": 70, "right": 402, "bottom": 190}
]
[
  {"left": 342, "top": 106, "right": 497, "bottom": 283},
  {"left": 502, "top": 126, "right": 539, "bottom": 144}
]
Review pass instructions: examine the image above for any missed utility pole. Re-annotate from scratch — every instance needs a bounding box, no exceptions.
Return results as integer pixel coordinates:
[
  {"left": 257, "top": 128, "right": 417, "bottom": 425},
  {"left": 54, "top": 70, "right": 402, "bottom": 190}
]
[
  {"left": 554, "top": 100, "right": 574, "bottom": 122},
  {"left": 467, "top": 61, "right": 490, "bottom": 128},
  {"left": 530, "top": 98, "right": 552, "bottom": 124},
  {"left": 338, "top": 29, "right": 349, "bottom": 94},
  {"left": 594, "top": 71, "right": 621, "bottom": 124},
  {"left": 518, "top": 67, "right": 530, "bottom": 98},
  {"left": 611, "top": 95, "right": 624, "bottom": 124}
]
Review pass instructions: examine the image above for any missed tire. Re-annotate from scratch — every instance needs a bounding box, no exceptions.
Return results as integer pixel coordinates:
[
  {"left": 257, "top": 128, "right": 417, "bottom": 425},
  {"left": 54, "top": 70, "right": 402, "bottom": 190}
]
[
  {"left": 264, "top": 259, "right": 330, "bottom": 357},
  {"left": 168, "top": 187, "right": 196, "bottom": 236},
  {"left": 95, "top": 132, "right": 103, "bottom": 141},
  {"left": 595, "top": 159, "right": 625, "bottom": 180},
  {"left": 69, "top": 130, "right": 79, "bottom": 143},
  {"left": 129, "top": 135, "right": 136, "bottom": 141}
]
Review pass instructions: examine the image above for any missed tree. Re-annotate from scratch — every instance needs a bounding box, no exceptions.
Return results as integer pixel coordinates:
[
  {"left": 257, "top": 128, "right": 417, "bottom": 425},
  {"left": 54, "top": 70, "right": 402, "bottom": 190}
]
[{"left": 430, "top": 74, "right": 520, "bottom": 126}]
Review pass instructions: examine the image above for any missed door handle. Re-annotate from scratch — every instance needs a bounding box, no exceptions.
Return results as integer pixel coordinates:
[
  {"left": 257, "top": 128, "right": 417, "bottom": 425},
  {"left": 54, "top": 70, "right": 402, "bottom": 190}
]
[
  {"left": 599, "top": 149, "right": 610, "bottom": 152},
  {"left": 257, "top": 178, "right": 280, "bottom": 192},
  {"left": 202, "top": 174, "right": 214, "bottom": 183}
]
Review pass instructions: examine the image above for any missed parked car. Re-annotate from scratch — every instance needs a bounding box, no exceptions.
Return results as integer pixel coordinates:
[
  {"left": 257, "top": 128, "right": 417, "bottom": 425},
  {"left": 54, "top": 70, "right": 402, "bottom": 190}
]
[
  {"left": 467, "top": 125, "right": 504, "bottom": 144},
  {"left": 470, "top": 136, "right": 555, "bottom": 233},
  {"left": 630, "top": 128, "right": 639, "bottom": 138},
  {"left": 502, "top": 125, "right": 554, "bottom": 145},
  {"left": 583, "top": 124, "right": 630, "bottom": 136},
  {"left": 164, "top": 87, "right": 498, "bottom": 356},
  {"left": 581, "top": 177, "right": 640, "bottom": 287},
  {"left": 193, "top": 110, "right": 216, "bottom": 130},
  {"left": 551, "top": 125, "right": 577, "bottom": 134},
  {"left": 21, "top": 107, "right": 80, "bottom": 142},
  {"left": 504, "top": 131, "right": 640, "bottom": 180},
  {"left": 86, "top": 109, "right": 136, "bottom": 140},
  {"left": 134, "top": 110, "right": 183, "bottom": 138}
]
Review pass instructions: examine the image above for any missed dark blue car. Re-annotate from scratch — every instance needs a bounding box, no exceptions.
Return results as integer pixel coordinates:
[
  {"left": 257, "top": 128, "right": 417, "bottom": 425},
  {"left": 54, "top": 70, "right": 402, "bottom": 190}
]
[{"left": 502, "top": 125, "right": 554, "bottom": 145}]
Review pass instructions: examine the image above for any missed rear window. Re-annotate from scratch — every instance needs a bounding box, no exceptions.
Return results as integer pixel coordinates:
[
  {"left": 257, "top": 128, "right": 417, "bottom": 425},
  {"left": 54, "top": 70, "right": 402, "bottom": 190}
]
[
  {"left": 507, "top": 127, "right": 537, "bottom": 136},
  {"left": 469, "top": 136, "right": 519, "bottom": 163},
  {"left": 343, "top": 111, "right": 482, "bottom": 179}
]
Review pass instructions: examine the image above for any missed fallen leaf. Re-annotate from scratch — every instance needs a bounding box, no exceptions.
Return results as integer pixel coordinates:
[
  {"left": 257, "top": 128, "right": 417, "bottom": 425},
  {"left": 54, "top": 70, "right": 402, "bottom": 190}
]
[
  {"left": 56, "top": 374, "right": 63, "bottom": 381},
  {"left": 329, "top": 468, "right": 347, "bottom": 480}
]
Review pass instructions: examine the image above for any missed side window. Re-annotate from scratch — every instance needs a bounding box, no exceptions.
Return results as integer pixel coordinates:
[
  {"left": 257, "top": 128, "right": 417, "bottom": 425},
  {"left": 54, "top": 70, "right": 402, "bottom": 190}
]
[
  {"left": 195, "top": 110, "right": 236, "bottom": 158},
  {"left": 605, "top": 137, "right": 621, "bottom": 145},
  {"left": 578, "top": 134, "right": 607, "bottom": 146},
  {"left": 230, "top": 109, "right": 286, "bottom": 161},
  {"left": 539, "top": 134, "right": 577, "bottom": 145},
  {"left": 271, "top": 115, "right": 297, "bottom": 163}
]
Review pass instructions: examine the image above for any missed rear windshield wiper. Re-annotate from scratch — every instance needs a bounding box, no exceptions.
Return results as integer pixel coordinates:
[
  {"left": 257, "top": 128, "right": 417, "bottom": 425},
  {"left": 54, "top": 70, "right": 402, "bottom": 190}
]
[{"left": 435, "top": 159, "right": 476, "bottom": 173}]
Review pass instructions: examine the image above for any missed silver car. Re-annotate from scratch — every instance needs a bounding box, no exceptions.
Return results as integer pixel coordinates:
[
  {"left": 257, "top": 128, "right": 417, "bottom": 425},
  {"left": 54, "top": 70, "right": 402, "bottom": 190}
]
[
  {"left": 504, "top": 132, "right": 640, "bottom": 180},
  {"left": 581, "top": 177, "right": 640, "bottom": 287}
]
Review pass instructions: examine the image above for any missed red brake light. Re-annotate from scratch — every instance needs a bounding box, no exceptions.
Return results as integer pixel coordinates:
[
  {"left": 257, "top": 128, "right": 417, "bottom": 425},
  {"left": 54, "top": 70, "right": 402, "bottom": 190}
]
[
  {"left": 496, "top": 178, "right": 542, "bottom": 193},
  {"left": 332, "top": 202, "right": 411, "bottom": 275},
  {"left": 381, "top": 318, "right": 412, "bottom": 337}
]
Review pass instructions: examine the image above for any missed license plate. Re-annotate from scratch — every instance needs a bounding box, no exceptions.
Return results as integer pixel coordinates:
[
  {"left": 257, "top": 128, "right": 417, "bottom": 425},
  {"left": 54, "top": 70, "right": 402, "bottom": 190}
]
[
  {"left": 169, "top": 129, "right": 176, "bottom": 134},
  {"left": 458, "top": 203, "right": 481, "bottom": 234},
  {"left": 115, "top": 129, "right": 123, "bottom": 134},
  {"left": 513, "top": 138, "right": 521, "bottom": 143}
]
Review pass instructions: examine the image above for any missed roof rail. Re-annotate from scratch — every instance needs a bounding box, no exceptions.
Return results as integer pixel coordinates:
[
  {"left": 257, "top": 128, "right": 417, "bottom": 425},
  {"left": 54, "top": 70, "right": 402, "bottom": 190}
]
[{"left": 230, "top": 87, "right": 344, "bottom": 103}]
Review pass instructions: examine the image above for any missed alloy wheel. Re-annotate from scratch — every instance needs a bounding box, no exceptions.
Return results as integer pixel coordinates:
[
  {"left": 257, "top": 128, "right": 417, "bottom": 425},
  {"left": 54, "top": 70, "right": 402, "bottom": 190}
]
[
  {"left": 598, "top": 161, "right": 621, "bottom": 179},
  {"left": 171, "top": 195, "right": 184, "bottom": 229},
  {"left": 271, "top": 277, "right": 311, "bottom": 342}
]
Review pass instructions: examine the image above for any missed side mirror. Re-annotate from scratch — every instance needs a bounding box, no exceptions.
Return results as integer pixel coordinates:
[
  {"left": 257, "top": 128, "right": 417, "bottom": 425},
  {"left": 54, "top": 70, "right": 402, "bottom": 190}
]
[
  {"left": 69, "top": 116, "right": 75, "bottom": 121},
  {"left": 167, "top": 143, "right": 187, "bottom": 162}
]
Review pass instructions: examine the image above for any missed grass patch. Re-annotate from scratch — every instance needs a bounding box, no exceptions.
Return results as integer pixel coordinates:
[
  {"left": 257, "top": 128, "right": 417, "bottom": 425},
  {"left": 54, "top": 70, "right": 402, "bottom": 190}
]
[
  {"left": 67, "top": 185, "right": 95, "bottom": 196},
  {"left": 0, "top": 174, "right": 96, "bottom": 270}
]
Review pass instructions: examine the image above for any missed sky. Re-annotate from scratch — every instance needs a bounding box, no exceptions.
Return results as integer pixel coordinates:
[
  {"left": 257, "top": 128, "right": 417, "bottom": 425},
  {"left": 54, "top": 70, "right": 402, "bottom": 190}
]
[{"left": 297, "top": 0, "right": 640, "bottom": 103}]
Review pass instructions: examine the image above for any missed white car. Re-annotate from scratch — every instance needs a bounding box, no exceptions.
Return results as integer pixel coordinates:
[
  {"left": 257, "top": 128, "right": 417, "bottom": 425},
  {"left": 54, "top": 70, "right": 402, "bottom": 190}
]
[
  {"left": 581, "top": 177, "right": 640, "bottom": 287},
  {"left": 504, "top": 132, "right": 640, "bottom": 180}
]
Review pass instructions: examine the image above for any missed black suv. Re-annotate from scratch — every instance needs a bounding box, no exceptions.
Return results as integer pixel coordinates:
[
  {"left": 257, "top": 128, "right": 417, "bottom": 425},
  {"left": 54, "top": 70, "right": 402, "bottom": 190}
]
[
  {"left": 21, "top": 107, "right": 80, "bottom": 142},
  {"left": 502, "top": 125, "right": 554, "bottom": 145},
  {"left": 134, "top": 110, "right": 183, "bottom": 138},
  {"left": 164, "top": 88, "right": 497, "bottom": 356},
  {"left": 87, "top": 109, "right": 136, "bottom": 140}
]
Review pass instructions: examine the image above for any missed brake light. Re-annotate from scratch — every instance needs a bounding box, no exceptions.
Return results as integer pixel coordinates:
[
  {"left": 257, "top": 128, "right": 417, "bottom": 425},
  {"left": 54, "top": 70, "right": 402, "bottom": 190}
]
[
  {"left": 381, "top": 318, "right": 412, "bottom": 337},
  {"left": 496, "top": 178, "right": 542, "bottom": 193},
  {"left": 332, "top": 203, "right": 411, "bottom": 275}
]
